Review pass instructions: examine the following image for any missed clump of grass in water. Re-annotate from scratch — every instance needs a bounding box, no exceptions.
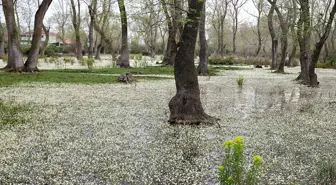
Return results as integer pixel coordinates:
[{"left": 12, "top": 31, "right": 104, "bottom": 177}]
[
  {"left": 237, "top": 76, "right": 245, "bottom": 87},
  {"left": 0, "top": 100, "right": 30, "bottom": 129},
  {"left": 218, "top": 136, "right": 263, "bottom": 185},
  {"left": 316, "top": 158, "right": 336, "bottom": 184}
]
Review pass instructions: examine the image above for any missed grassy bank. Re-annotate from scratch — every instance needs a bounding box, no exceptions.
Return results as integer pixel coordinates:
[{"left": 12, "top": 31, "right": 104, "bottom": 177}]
[{"left": 0, "top": 71, "right": 170, "bottom": 87}]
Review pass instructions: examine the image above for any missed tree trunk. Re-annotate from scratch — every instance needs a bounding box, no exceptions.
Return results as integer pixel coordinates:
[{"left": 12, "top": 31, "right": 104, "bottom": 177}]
[
  {"left": 232, "top": 7, "right": 238, "bottom": 54},
  {"left": 70, "top": 0, "right": 83, "bottom": 60},
  {"left": 296, "top": 0, "right": 311, "bottom": 84},
  {"left": 0, "top": 22, "right": 5, "bottom": 57},
  {"left": 161, "top": 0, "right": 175, "bottom": 65},
  {"left": 255, "top": 10, "right": 262, "bottom": 56},
  {"left": 88, "top": 0, "right": 97, "bottom": 59},
  {"left": 288, "top": 44, "right": 297, "bottom": 67},
  {"left": 25, "top": 0, "right": 53, "bottom": 72},
  {"left": 308, "top": 0, "right": 336, "bottom": 87},
  {"left": 274, "top": 6, "right": 288, "bottom": 73},
  {"left": 197, "top": 1, "right": 209, "bottom": 75},
  {"left": 95, "top": 43, "right": 102, "bottom": 60},
  {"left": 39, "top": 24, "right": 50, "bottom": 57},
  {"left": 161, "top": 0, "right": 183, "bottom": 65},
  {"left": 287, "top": 0, "right": 298, "bottom": 67},
  {"left": 1, "top": 0, "right": 24, "bottom": 71},
  {"left": 116, "top": 0, "right": 129, "bottom": 68},
  {"left": 14, "top": 2, "right": 21, "bottom": 45},
  {"left": 267, "top": 3, "right": 277, "bottom": 69},
  {"left": 169, "top": 0, "right": 216, "bottom": 125}
]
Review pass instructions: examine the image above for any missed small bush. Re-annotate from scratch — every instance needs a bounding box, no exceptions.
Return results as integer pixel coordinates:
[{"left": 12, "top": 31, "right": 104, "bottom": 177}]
[
  {"left": 63, "top": 57, "right": 75, "bottom": 65},
  {"left": 209, "top": 56, "right": 235, "bottom": 65},
  {"left": 218, "top": 136, "right": 263, "bottom": 185},
  {"left": 44, "top": 45, "right": 71, "bottom": 57},
  {"left": 237, "top": 76, "right": 245, "bottom": 87},
  {"left": 86, "top": 58, "right": 95, "bottom": 69},
  {"left": 317, "top": 59, "right": 336, "bottom": 69}
]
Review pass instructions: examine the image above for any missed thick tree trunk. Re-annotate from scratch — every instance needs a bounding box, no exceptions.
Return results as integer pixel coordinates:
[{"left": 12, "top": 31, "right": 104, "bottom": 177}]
[
  {"left": 169, "top": 0, "right": 216, "bottom": 125},
  {"left": 39, "top": 24, "right": 50, "bottom": 57},
  {"left": 197, "top": 1, "right": 209, "bottom": 75},
  {"left": 296, "top": 0, "right": 311, "bottom": 84},
  {"left": 2, "top": 0, "right": 24, "bottom": 71},
  {"left": 116, "top": 0, "right": 129, "bottom": 68},
  {"left": 25, "top": 0, "right": 53, "bottom": 72}
]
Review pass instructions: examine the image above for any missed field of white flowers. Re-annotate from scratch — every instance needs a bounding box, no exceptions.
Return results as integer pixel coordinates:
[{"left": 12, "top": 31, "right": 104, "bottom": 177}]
[{"left": 0, "top": 67, "right": 335, "bottom": 184}]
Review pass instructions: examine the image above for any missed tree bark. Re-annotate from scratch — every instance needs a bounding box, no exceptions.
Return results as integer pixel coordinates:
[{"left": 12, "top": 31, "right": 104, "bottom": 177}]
[
  {"left": 116, "top": 0, "right": 130, "bottom": 68},
  {"left": 197, "top": 1, "right": 209, "bottom": 75},
  {"left": 169, "top": 0, "right": 216, "bottom": 125},
  {"left": 232, "top": 6, "right": 238, "bottom": 54},
  {"left": 296, "top": 0, "right": 311, "bottom": 84},
  {"left": 255, "top": 0, "right": 262, "bottom": 56},
  {"left": 1, "top": 0, "right": 24, "bottom": 71},
  {"left": 267, "top": 2, "right": 278, "bottom": 69},
  {"left": 274, "top": 5, "right": 288, "bottom": 73},
  {"left": 308, "top": 0, "right": 336, "bottom": 87},
  {"left": 70, "top": 0, "right": 83, "bottom": 60},
  {"left": 24, "top": 0, "right": 53, "bottom": 72},
  {"left": 39, "top": 24, "right": 50, "bottom": 57},
  {"left": 161, "top": 0, "right": 183, "bottom": 65},
  {"left": 88, "top": 0, "right": 97, "bottom": 59},
  {"left": 0, "top": 22, "right": 5, "bottom": 57},
  {"left": 288, "top": 0, "right": 298, "bottom": 67}
]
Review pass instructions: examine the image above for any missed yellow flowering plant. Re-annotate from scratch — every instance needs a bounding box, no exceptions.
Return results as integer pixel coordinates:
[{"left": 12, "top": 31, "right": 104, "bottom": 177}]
[{"left": 218, "top": 136, "right": 263, "bottom": 185}]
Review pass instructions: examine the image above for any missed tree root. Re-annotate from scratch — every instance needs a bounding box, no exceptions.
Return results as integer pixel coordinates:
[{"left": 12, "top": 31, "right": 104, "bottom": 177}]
[
  {"left": 0, "top": 66, "right": 24, "bottom": 72},
  {"left": 168, "top": 113, "right": 220, "bottom": 126},
  {"left": 23, "top": 67, "right": 40, "bottom": 73}
]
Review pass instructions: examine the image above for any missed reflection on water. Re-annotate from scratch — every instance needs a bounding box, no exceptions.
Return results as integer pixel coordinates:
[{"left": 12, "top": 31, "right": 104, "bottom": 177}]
[{"left": 232, "top": 86, "right": 335, "bottom": 120}]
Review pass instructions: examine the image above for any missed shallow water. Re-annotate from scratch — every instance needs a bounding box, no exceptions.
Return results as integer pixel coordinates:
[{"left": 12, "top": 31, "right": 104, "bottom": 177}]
[{"left": 0, "top": 67, "right": 336, "bottom": 184}]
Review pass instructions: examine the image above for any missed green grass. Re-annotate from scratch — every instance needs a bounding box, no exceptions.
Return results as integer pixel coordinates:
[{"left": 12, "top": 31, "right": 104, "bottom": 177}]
[
  {"left": 0, "top": 71, "right": 170, "bottom": 87},
  {"left": 51, "top": 66, "right": 176, "bottom": 75},
  {"left": 51, "top": 66, "right": 222, "bottom": 76},
  {"left": 0, "top": 100, "right": 30, "bottom": 130}
]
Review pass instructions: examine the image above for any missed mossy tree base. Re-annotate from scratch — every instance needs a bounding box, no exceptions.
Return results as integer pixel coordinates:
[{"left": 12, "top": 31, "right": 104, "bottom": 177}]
[{"left": 168, "top": 92, "right": 218, "bottom": 125}]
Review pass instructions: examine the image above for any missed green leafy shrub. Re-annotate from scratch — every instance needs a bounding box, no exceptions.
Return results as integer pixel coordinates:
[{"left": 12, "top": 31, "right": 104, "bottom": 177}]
[
  {"left": 63, "top": 57, "right": 75, "bottom": 65},
  {"left": 86, "top": 58, "right": 95, "bottom": 69},
  {"left": 218, "top": 136, "right": 263, "bottom": 185},
  {"left": 209, "top": 56, "right": 235, "bottom": 65},
  {"left": 237, "top": 76, "right": 245, "bottom": 87},
  {"left": 317, "top": 59, "right": 336, "bottom": 69},
  {"left": 315, "top": 158, "right": 336, "bottom": 184},
  {"left": 44, "top": 45, "right": 71, "bottom": 57}
]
